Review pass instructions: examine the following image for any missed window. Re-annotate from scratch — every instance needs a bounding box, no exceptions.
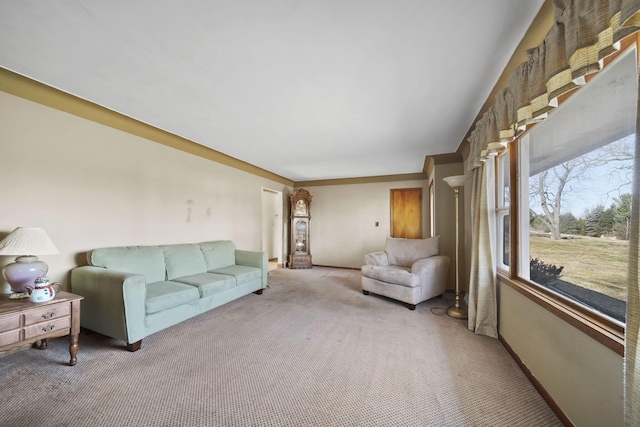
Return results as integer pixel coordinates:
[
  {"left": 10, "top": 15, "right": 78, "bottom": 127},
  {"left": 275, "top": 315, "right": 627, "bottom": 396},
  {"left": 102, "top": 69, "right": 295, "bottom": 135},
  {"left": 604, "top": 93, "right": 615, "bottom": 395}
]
[{"left": 516, "top": 46, "right": 637, "bottom": 327}]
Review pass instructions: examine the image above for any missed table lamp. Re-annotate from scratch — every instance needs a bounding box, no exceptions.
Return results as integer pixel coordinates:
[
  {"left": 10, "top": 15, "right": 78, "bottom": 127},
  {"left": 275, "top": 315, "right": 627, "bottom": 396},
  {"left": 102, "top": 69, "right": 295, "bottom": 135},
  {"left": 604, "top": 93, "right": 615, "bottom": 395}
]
[{"left": 0, "top": 227, "right": 59, "bottom": 294}]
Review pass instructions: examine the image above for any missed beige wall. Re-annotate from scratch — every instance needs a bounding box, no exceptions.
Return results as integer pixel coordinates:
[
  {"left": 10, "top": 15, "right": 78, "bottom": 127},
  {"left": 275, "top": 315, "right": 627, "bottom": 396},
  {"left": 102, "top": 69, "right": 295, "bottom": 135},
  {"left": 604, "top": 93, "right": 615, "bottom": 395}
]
[
  {"left": 303, "top": 179, "right": 430, "bottom": 269},
  {"left": 431, "top": 162, "right": 467, "bottom": 291},
  {"left": 499, "top": 282, "right": 623, "bottom": 427},
  {"left": 0, "top": 91, "right": 293, "bottom": 292}
]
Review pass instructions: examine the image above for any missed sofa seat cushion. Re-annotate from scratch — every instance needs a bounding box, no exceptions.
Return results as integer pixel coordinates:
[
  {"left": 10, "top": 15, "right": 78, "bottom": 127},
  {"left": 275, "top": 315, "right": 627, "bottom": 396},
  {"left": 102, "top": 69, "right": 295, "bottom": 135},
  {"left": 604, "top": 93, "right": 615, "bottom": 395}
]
[
  {"left": 361, "top": 265, "right": 420, "bottom": 288},
  {"left": 210, "top": 265, "right": 262, "bottom": 286},
  {"left": 172, "top": 273, "right": 237, "bottom": 298},
  {"left": 146, "top": 281, "right": 201, "bottom": 314}
]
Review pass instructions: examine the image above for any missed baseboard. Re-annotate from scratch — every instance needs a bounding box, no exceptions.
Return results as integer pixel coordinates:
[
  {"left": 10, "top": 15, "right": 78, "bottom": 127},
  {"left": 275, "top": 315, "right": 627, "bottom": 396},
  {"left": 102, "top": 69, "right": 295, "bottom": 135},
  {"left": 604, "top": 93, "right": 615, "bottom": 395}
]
[
  {"left": 311, "top": 264, "right": 361, "bottom": 271},
  {"left": 499, "top": 335, "right": 574, "bottom": 427}
]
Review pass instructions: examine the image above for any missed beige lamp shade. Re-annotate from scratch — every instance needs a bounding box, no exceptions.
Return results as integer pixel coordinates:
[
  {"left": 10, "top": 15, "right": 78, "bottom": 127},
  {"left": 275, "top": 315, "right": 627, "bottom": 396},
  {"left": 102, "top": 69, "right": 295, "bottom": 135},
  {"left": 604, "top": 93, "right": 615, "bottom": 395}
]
[
  {"left": 443, "top": 174, "right": 469, "bottom": 188},
  {"left": 0, "top": 227, "right": 59, "bottom": 256}
]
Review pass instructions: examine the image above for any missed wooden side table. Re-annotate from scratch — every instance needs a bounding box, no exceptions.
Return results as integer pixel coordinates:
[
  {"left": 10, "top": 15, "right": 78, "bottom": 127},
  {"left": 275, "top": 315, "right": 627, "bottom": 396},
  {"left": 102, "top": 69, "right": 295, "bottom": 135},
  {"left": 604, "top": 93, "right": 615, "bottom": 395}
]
[{"left": 0, "top": 291, "right": 83, "bottom": 366}]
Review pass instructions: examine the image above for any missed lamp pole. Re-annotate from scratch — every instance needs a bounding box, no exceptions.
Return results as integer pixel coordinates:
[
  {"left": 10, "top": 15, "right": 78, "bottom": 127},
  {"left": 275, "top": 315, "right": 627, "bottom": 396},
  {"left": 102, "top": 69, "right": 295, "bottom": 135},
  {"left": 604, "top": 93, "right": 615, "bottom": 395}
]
[
  {"left": 447, "top": 185, "right": 467, "bottom": 319},
  {"left": 442, "top": 175, "right": 468, "bottom": 320}
]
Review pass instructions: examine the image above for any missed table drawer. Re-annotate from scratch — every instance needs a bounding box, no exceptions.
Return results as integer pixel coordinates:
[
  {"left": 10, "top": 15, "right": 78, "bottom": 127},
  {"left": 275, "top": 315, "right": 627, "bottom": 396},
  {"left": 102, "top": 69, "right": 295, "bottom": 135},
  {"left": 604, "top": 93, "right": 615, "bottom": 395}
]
[
  {"left": 23, "top": 316, "right": 71, "bottom": 340},
  {"left": 0, "top": 313, "right": 20, "bottom": 333},
  {"left": 0, "top": 329, "right": 21, "bottom": 348},
  {"left": 24, "top": 303, "right": 70, "bottom": 326}
]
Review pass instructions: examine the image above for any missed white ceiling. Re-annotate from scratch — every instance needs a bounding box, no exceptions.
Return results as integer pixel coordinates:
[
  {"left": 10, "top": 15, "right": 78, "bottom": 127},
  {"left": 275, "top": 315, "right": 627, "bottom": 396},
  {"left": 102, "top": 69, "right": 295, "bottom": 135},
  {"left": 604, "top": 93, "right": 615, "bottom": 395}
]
[{"left": 0, "top": 1, "right": 544, "bottom": 182}]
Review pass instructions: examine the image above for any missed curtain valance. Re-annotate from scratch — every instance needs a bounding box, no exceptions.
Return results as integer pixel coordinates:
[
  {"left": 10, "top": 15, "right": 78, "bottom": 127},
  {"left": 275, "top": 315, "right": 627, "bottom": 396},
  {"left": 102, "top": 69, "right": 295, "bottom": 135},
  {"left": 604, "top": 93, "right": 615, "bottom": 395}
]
[{"left": 467, "top": 0, "right": 640, "bottom": 169}]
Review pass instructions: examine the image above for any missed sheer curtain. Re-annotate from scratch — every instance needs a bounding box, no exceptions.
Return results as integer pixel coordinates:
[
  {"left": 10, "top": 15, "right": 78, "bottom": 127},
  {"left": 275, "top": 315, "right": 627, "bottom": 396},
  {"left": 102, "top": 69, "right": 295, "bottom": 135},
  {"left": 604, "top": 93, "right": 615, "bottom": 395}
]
[{"left": 467, "top": 162, "right": 498, "bottom": 338}]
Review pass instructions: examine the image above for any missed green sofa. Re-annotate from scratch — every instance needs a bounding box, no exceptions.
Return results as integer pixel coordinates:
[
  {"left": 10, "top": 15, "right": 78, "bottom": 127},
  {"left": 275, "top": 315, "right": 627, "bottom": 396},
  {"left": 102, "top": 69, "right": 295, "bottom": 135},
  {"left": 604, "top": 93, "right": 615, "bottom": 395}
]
[{"left": 71, "top": 240, "right": 267, "bottom": 351}]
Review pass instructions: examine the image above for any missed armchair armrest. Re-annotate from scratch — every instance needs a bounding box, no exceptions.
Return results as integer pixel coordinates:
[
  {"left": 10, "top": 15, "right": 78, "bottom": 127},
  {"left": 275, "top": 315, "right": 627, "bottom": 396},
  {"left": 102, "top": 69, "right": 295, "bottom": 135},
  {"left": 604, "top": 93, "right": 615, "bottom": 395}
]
[
  {"left": 364, "top": 251, "right": 389, "bottom": 266},
  {"left": 411, "top": 255, "right": 450, "bottom": 294},
  {"left": 71, "top": 266, "right": 146, "bottom": 344},
  {"left": 235, "top": 250, "right": 268, "bottom": 287}
]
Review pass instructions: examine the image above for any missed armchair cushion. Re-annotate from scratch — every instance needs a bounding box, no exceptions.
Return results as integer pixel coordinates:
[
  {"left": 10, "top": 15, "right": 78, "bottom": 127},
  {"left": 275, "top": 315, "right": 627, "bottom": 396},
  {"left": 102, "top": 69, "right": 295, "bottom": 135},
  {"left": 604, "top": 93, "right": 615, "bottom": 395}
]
[
  {"left": 364, "top": 251, "right": 389, "bottom": 266},
  {"left": 385, "top": 236, "right": 439, "bottom": 267},
  {"left": 361, "top": 265, "right": 419, "bottom": 288}
]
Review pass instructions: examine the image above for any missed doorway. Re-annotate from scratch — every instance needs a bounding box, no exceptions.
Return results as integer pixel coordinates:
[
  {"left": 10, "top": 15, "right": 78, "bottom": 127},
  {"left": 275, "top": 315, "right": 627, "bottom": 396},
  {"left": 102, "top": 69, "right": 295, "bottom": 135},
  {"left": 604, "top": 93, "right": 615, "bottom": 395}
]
[
  {"left": 390, "top": 188, "right": 423, "bottom": 239},
  {"left": 261, "top": 188, "right": 283, "bottom": 270}
]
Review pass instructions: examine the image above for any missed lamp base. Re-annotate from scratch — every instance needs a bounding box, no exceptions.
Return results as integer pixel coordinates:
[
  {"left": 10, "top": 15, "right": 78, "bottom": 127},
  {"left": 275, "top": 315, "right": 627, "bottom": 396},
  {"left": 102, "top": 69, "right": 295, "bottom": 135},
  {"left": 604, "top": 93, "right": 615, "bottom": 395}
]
[
  {"left": 446, "top": 290, "right": 468, "bottom": 320},
  {"left": 2, "top": 256, "right": 49, "bottom": 294},
  {"left": 446, "top": 305, "right": 468, "bottom": 320}
]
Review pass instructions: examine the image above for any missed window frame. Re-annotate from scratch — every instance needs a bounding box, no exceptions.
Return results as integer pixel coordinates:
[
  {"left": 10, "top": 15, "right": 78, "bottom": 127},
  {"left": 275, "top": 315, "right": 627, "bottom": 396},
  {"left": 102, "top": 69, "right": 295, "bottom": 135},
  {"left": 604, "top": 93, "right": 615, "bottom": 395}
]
[
  {"left": 496, "top": 150, "right": 510, "bottom": 272},
  {"left": 494, "top": 35, "right": 640, "bottom": 356}
]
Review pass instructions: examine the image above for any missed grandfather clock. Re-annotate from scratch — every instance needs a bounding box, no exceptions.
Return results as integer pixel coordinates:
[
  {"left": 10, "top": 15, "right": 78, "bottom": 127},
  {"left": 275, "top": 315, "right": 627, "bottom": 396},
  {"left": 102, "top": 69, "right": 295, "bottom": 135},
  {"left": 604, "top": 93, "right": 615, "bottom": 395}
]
[{"left": 289, "top": 189, "right": 313, "bottom": 269}]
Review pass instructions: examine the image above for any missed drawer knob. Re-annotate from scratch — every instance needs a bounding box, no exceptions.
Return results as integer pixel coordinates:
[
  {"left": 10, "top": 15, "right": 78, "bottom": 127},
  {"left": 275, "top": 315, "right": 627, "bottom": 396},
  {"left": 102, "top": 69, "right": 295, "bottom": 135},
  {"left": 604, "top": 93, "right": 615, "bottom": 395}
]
[
  {"left": 41, "top": 312, "right": 55, "bottom": 319},
  {"left": 41, "top": 325, "right": 55, "bottom": 333}
]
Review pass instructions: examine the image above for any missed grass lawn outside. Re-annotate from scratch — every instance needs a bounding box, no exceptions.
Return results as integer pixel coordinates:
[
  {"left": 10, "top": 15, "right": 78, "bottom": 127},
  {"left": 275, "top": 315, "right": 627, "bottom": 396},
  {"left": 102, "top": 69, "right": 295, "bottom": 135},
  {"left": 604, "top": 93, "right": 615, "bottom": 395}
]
[{"left": 529, "top": 235, "right": 629, "bottom": 301}]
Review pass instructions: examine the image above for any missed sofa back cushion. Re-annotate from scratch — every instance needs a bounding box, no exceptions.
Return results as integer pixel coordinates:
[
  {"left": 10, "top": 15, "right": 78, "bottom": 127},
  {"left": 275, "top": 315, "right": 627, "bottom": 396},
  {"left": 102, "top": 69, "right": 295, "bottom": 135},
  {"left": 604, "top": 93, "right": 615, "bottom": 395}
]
[
  {"left": 89, "top": 246, "right": 166, "bottom": 283},
  {"left": 161, "top": 244, "right": 208, "bottom": 280},
  {"left": 199, "top": 240, "right": 236, "bottom": 270},
  {"left": 385, "top": 236, "right": 439, "bottom": 268}
]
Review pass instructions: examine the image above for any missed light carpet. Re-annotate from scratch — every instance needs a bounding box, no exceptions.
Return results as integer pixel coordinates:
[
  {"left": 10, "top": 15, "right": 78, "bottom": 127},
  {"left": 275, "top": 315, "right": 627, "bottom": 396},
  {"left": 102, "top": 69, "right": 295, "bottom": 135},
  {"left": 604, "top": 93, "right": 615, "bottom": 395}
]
[{"left": 0, "top": 267, "right": 562, "bottom": 426}]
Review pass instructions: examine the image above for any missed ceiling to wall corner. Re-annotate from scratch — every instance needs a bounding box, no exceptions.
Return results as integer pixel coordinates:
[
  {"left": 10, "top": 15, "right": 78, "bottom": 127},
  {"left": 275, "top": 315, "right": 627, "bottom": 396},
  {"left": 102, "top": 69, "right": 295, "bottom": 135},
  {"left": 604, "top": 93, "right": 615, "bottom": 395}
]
[{"left": 0, "top": 1, "right": 544, "bottom": 182}]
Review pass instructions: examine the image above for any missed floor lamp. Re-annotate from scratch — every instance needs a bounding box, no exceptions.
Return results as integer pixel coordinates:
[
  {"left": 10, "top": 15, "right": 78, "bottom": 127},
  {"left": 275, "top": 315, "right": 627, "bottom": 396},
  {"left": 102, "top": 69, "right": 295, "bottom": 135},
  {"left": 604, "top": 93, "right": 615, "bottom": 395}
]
[{"left": 443, "top": 174, "right": 469, "bottom": 319}]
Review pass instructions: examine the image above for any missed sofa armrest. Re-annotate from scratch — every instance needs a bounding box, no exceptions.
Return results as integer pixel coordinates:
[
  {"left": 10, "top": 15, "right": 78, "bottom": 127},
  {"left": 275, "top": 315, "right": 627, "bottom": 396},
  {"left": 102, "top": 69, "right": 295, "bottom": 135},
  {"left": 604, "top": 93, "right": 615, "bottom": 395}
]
[
  {"left": 71, "top": 266, "right": 147, "bottom": 344},
  {"left": 411, "top": 255, "right": 450, "bottom": 293},
  {"left": 364, "top": 251, "right": 389, "bottom": 266},
  {"left": 235, "top": 250, "right": 268, "bottom": 288}
]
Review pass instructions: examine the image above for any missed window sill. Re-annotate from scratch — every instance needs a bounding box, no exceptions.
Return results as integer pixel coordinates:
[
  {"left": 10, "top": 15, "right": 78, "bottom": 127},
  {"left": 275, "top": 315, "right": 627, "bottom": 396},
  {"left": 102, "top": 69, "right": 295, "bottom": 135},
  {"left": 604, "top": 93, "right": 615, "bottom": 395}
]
[{"left": 497, "top": 269, "right": 625, "bottom": 356}]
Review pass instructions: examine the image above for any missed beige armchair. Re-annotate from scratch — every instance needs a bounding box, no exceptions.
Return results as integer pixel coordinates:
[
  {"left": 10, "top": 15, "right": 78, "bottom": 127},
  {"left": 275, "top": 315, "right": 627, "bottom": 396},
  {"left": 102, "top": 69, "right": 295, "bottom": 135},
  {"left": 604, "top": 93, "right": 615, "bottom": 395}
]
[{"left": 361, "top": 236, "right": 449, "bottom": 310}]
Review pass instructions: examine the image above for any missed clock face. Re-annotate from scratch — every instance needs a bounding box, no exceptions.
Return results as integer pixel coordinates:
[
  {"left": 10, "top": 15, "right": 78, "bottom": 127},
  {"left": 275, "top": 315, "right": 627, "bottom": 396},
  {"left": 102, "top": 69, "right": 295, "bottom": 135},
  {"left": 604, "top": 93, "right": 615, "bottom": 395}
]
[{"left": 294, "top": 200, "right": 308, "bottom": 216}]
